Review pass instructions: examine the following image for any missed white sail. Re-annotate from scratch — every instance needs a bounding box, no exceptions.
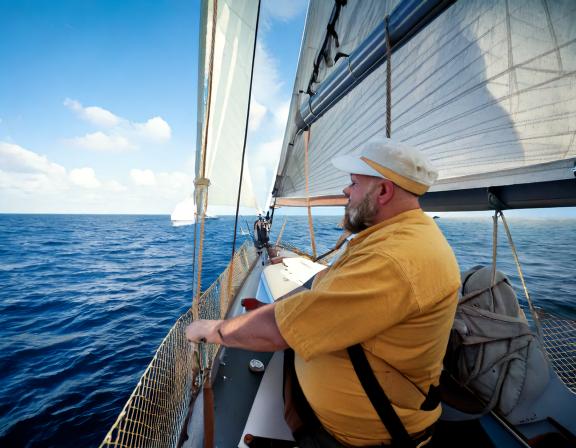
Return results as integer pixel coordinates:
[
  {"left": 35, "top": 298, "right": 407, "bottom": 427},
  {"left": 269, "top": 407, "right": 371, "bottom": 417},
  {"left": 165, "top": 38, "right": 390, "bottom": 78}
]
[
  {"left": 196, "top": 0, "right": 260, "bottom": 211},
  {"left": 274, "top": 0, "right": 576, "bottom": 207},
  {"left": 171, "top": 197, "right": 196, "bottom": 224},
  {"left": 170, "top": 196, "right": 217, "bottom": 226}
]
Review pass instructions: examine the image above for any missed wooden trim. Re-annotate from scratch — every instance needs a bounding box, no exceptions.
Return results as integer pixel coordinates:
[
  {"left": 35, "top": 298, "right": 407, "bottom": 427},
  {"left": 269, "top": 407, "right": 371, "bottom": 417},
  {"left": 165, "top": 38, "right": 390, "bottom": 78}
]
[{"left": 275, "top": 195, "right": 347, "bottom": 207}]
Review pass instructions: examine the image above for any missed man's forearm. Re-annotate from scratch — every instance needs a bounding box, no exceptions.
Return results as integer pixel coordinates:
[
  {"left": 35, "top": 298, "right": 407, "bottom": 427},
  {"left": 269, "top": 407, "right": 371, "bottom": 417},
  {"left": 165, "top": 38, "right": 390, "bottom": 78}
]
[{"left": 185, "top": 303, "right": 289, "bottom": 352}]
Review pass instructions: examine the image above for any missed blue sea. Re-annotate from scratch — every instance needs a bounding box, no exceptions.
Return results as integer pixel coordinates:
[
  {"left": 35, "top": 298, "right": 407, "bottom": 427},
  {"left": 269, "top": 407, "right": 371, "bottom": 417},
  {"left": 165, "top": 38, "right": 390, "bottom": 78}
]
[{"left": 1, "top": 214, "right": 574, "bottom": 447}]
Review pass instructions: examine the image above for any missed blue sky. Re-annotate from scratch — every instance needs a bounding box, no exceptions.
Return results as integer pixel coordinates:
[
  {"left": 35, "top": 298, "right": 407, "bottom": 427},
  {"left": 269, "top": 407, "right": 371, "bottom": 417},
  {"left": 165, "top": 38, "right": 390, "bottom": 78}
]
[
  {"left": 0, "top": 0, "right": 307, "bottom": 214},
  {"left": 1, "top": 0, "right": 574, "bottom": 219}
]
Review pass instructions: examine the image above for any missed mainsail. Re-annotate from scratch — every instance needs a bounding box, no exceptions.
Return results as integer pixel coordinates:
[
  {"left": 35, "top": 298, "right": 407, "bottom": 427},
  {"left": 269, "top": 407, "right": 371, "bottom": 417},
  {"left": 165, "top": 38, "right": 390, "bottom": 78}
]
[
  {"left": 273, "top": 0, "right": 576, "bottom": 211},
  {"left": 195, "top": 0, "right": 259, "bottom": 213}
]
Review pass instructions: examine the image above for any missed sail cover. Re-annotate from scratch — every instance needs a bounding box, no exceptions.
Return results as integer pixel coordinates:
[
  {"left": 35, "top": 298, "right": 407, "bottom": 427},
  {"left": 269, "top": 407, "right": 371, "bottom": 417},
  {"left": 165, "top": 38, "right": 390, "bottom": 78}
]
[
  {"left": 196, "top": 0, "right": 259, "bottom": 210},
  {"left": 274, "top": 0, "right": 576, "bottom": 210}
]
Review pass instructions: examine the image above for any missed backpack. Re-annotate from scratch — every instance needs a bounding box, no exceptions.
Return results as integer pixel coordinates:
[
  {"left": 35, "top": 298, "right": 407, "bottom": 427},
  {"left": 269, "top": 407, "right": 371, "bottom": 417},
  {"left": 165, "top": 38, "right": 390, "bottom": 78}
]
[{"left": 444, "top": 266, "right": 550, "bottom": 419}]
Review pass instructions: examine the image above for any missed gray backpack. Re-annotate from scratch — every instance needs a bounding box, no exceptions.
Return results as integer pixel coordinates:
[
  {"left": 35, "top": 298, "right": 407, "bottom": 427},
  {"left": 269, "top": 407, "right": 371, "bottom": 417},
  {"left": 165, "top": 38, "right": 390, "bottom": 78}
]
[{"left": 445, "top": 266, "right": 549, "bottom": 418}]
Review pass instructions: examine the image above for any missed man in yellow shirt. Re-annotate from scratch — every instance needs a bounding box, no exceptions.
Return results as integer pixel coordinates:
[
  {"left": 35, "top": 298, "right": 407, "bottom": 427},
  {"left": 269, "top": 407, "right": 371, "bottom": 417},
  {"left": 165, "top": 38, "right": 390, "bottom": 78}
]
[{"left": 185, "top": 137, "right": 461, "bottom": 446}]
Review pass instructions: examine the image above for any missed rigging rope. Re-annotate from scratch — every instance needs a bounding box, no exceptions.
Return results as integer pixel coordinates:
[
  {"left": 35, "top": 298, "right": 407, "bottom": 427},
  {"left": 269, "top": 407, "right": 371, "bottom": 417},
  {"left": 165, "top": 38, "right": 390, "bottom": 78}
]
[
  {"left": 275, "top": 217, "right": 288, "bottom": 247},
  {"left": 314, "top": 229, "right": 351, "bottom": 262},
  {"left": 227, "top": 0, "right": 261, "bottom": 304},
  {"left": 498, "top": 211, "right": 545, "bottom": 344},
  {"left": 192, "top": 206, "right": 198, "bottom": 304},
  {"left": 304, "top": 129, "right": 318, "bottom": 258},
  {"left": 269, "top": 197, "right": 277, "bottom": 228},
  {"left": 491, "top": 210, "right": 498, "bottom": 287},
  {"left": 193, "top": 0, "right": 219, "bottom": 310},
  {"left": 194, "top": 2, "right": 219, "bottom": 446},
  {"left": 305, "top": 0, "right": 345, "bottom": 95},
  {"left": 194, "top": 178, "right": 210, "bottom": 304},
  {"left": 385, "top": 15, "right": 392, "bottom": 138},
  {"left": 491, "top": 210, "right": 545, "bottom": 346}
]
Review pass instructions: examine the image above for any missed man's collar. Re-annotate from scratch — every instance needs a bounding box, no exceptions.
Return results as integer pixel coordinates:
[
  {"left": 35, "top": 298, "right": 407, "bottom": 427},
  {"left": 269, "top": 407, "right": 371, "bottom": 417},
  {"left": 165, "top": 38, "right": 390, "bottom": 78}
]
[{"left": 348, "top": 208, "right": 424, "bottom": 246}]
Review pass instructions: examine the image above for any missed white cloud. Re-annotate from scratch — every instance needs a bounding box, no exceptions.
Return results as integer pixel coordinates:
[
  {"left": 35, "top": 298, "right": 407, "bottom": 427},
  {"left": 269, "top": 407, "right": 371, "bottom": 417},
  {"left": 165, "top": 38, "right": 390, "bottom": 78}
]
[
  {"left": 0, "top": 142, "right": 67, "bottom": 194},
  {"left": 66, "top": 132, "right": 135, "bottom": 152},
  {"left": 0, "top": 141, "right": 195, "bottom": 214},
  {"left": 253, "top": 139, "right": 283, "bottom": 167},
  {"left": 104, "top": 180, "right": 128, "bottom": 192},
  {"left": 0, "top": 141, "right": 127, "bottom": 196},
  {"left": 253, "top": 43, "right": 283, "bottom": 103},
  {"left": 0, "top": 142, "right": 66, "bottom": 176},
  {"left": 245, "top": 42, "right": 293, "bottom": 207},
  {"left": 134, "top": 116, "right": 171, "bottom": 141},
  {"left": 274, "top": 101, "right": 290, "bottom": 129},
  {"left": 83, "top": 106, "right": 121, "bottom": 128},
  {"left": 246, "top": 138, "right": 284, "bottom": 208},
  {"left": 64, "top": 98, "right": 172, "bottom": 151},
  {"left": 249, "top": 100, "right": 267, "bottom": 131},
  {"left": 69, "top": 167, "right": 101, "bottom": 189},
  {"left": 0, "top": 170, "right": 63, "bottom": 194},
  {"left": 130, "top": 168, "right": 193, "bottom": 192},
  {"left": 249, "top": 44, "right": 291, "bottom": 136},
  {"left": 130, "top": 168, "right": 157, "bottom": 186},
  {"left": 156, "top": 171, "right": 193, "bottom": 191},
  {"left": 246, "top": 6, "right": 306, "bottom": 202},
  {"left": 64, "top": 98, "right": 121, "bottom": 128},
  {"left": 185, "top": 155, "right": 196, "bottom": 173},
  {"left": 262, "top": 0, "right": 307, "bottom": 24}
]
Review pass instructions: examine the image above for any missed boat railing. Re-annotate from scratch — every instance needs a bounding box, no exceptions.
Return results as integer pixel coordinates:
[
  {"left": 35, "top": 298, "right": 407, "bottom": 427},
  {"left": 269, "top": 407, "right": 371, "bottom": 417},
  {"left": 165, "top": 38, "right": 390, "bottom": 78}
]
[
  {"left": 274, "top": 240, "right": 311, "bottom": 259},
  {"left": 539, "top": 309, "right": 576, "bottom": 394},
  {"left": 99, "top": 240, "right": 258, "bottom": 448},
  {"left": 278, "top": 239, "right": 347, "bottom": 266}
]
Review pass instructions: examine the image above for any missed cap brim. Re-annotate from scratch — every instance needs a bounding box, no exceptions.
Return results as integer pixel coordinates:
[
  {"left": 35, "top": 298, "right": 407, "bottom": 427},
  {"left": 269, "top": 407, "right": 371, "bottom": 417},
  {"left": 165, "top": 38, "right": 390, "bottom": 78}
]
[{"left": 331, "top": 154, "right": 384, "bottom": 178}]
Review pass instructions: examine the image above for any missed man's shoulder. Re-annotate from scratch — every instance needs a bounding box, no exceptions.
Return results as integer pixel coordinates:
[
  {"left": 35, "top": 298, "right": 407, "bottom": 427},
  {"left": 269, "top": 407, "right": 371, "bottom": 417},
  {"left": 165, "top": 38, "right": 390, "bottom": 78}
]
[
  {"left": 356, "top": 216, "right": 460, "bottom": 294},
  {"left": 357, "top": 216, "right": 435, "bottom": 254}
]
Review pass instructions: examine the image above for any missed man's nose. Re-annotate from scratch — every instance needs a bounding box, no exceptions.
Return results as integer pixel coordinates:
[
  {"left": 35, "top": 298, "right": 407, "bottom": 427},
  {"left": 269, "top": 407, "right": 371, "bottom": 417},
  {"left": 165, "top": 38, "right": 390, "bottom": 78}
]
[{"left": 343, "top": 185, "right": 350, "bottom": 197}]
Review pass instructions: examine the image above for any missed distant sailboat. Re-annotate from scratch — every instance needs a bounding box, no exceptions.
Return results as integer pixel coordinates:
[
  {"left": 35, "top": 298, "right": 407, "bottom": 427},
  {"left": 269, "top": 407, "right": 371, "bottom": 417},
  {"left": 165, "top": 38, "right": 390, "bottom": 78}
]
[{"left": 170, "top": 196, "right": 217, "bottom": 226}]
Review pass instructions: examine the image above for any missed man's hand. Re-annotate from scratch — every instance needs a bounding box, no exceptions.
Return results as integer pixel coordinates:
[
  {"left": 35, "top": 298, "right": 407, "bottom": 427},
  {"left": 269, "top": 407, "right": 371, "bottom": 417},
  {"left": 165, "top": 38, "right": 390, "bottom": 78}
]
[
  {"left": 185, "top": 319, "right": 222, "bottom": 344},
  {"left": 183, "top": 304, "right": 289, "bottom": 352}
]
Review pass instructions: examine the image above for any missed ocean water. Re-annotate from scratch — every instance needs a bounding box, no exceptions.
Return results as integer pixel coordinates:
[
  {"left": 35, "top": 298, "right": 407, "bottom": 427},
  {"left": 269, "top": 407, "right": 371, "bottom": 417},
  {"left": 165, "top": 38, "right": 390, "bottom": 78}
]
[{"left": 0, "top": 214, "right": 574, "bottom": 447}]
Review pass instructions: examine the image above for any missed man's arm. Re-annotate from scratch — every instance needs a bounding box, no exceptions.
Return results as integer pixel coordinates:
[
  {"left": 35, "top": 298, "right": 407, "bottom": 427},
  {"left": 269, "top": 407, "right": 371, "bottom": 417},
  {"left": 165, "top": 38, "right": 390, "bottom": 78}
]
[{"left": 185, "top": 303, "right": 289, "bottom": 352}]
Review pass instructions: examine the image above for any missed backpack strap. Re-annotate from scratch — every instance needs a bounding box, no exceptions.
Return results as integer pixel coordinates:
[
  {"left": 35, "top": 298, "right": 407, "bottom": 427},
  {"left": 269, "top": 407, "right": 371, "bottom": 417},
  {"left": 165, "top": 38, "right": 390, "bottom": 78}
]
[
  {"left": 347, "top": 344, "right": 416, "bottom": 448},
  {"left": 347, "top": 344, "right": 440, "bottom": 411},
  {"left": 461, "top": 265, "right": 482, "bottom": 289}
]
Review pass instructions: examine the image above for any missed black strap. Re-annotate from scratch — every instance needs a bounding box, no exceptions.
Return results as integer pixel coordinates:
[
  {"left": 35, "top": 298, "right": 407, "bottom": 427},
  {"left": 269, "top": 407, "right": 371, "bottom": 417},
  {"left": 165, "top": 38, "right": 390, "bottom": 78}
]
[
  {"left": 420, "top": 384, "right": 441, "bottom": 411},
  {"left": 283, "top": 349, "right": 322, "bottom": 435},
  {"left": 347, "top": 344, "right": 416, "bottom": 448}
]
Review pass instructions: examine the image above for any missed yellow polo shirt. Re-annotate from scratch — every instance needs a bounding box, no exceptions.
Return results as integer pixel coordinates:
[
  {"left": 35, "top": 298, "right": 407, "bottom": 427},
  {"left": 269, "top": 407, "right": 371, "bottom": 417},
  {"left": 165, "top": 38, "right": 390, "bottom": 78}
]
[{"left": 275, "top": 209, "right": 460, "bottom": 446}]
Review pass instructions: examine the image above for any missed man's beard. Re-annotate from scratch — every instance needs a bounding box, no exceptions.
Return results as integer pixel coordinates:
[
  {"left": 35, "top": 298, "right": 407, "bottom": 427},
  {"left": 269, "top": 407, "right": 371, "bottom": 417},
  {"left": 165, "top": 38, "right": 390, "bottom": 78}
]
[{"left": 343, "top": 190, "right": 378, "bottom": 233}]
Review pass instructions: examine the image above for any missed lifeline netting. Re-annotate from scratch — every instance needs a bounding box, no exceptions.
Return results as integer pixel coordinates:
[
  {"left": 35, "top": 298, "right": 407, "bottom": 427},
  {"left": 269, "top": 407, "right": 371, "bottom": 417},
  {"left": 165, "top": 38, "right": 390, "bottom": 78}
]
[
  {"left": 539, "top": 310, "right": 576, "bottom": 394},
  {"left": 277, "top": 240, "right": 314, "bottom": 260},
  {"left": 278, "top": 236, "right": 349, "bottom": 266},
  {"left": 100, "top": 241, "right": 257, "bottom": 448}
]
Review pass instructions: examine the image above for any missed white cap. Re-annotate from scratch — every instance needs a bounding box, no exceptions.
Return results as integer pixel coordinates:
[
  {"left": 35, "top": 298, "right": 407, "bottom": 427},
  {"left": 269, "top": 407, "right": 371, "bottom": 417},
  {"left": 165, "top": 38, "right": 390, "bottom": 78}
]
[{"left": 331, "top": 137, "right": 438, "bottom": 195}]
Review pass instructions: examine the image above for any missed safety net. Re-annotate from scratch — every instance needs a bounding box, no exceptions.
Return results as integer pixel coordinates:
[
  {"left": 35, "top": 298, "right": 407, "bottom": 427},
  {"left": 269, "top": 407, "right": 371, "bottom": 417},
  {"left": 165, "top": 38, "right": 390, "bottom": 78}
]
[
  {"left": 539, "top": 309, "right": 576, "bottom": 394},
  {"left": 100, "top": 241, "right": 257, "bottom": 448}
]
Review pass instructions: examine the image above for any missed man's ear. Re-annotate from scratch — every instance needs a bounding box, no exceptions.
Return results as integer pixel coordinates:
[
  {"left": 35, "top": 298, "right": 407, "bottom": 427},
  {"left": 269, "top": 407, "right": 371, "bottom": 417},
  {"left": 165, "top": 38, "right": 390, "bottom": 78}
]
[{"left": 376, "top": 179, "right": 394, "bottom": 205}]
